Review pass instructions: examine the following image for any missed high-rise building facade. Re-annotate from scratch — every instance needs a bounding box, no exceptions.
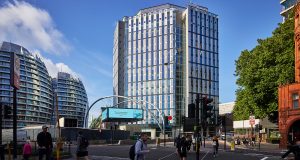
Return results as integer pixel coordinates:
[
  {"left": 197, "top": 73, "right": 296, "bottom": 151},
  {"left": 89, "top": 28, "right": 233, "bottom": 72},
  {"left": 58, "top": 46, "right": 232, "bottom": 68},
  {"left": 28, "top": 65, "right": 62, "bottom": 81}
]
[
  {"left": 0, "top": 42, "right": 53, "bottom": 128},
  {"left": 280, "top": 0, "right": 297, "bottom": 21},
  {"left": 52, "top": 72, "right": 88, "bottom": 127},
  {"left": 113, "top": 3, "right": 219, "bottom": 127}
]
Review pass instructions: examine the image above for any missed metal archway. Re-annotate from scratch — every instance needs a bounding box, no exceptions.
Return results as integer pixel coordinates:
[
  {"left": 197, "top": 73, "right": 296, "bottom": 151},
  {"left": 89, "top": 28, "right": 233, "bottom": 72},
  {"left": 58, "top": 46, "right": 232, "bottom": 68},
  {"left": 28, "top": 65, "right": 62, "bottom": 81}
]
[{"left": 84, "top": 95, "right": 165, "bottom": 136}]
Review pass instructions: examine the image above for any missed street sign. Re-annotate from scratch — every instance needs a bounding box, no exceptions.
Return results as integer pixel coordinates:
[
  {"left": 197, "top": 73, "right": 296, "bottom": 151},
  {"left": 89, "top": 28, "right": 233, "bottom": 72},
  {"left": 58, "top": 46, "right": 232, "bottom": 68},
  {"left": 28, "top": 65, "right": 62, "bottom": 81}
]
[
  {"left": 10, "top": 53, "right": 20, "bottom": 89},
  {"left": 249, "top": 115, "right": 255, "bottom": 126}
]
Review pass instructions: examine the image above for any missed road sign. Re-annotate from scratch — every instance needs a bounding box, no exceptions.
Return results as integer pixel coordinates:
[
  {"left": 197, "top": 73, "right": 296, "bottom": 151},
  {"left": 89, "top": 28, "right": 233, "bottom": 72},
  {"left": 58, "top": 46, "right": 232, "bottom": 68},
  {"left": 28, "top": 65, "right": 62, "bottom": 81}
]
[
  {"left": 10, "top": 53, "right": 20, "bottom": 89},
  {"left": 249, "top": 115, "right": 255, "bottom": 126}
]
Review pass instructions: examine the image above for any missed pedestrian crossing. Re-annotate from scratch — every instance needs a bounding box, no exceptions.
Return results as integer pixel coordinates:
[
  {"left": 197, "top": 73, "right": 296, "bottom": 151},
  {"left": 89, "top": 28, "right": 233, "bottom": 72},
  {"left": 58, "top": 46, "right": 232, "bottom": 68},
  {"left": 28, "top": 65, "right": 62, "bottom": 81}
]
[
  {"left": 88, "top": 156, "right": 130, "bottom": 160},
  {"left": 243, "top": 153, "right": 282, "bottom": 160}
]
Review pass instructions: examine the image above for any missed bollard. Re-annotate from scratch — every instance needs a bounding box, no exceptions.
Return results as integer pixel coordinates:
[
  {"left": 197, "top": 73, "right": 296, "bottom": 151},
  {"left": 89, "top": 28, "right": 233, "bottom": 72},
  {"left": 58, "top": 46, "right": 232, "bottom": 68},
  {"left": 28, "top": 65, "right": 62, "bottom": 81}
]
[
  {"left": 0, "top": 145, "right": 4, "bottom": 160},
  {"left": 156, "top": 138, "right": 160, "bottom": 147},
  {"left": 7, "top": 143, "right": 11, "bottom": 160},
  {"left": 230, "top": 141, "right": 235, "bottom": 151}
]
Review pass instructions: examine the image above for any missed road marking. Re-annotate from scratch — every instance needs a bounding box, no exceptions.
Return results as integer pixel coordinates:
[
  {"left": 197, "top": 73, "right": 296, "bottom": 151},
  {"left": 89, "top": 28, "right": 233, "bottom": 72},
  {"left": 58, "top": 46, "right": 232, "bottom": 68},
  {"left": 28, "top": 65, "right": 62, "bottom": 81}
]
[
  {"left": 260, "top": 157, "right": 268, "bottom": 160},
  {"left": 244, "top": 153, "right": 264, "bottom": 156},
  {"left": 201, "top": 151, "right": 209, "bottom": 160},
  {"left": 158, "top": 152, "right": 177, "bottom": 160}
]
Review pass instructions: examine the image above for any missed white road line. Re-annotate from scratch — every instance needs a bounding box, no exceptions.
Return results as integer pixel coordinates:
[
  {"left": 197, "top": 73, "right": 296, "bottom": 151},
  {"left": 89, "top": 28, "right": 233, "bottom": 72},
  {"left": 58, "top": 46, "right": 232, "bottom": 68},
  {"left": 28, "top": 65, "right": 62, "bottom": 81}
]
[
  {"left": 201, "top": 151, "right": 210, "bottom": 160},
  {"left": 244, "top": 153, "right": 264, "bottom": 156},
  {"left": 158, "top": 152, "right": 177, "bottom": 160},
  {"left": 260, "top": 157, "right": 268, "bottom": 160}
]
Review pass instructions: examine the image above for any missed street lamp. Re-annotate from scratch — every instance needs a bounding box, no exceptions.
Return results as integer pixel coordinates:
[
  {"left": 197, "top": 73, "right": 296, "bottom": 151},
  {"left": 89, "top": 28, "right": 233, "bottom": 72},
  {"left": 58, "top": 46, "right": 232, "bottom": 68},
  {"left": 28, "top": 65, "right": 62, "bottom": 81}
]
[{"left": 164, "top": 48, "right": 183, "bottom": 138}]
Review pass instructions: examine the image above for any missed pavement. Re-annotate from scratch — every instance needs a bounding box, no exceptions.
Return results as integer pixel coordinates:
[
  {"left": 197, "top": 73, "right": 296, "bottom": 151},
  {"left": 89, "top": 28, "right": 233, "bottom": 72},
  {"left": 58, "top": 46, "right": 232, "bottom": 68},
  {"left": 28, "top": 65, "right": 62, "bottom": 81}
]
[{"left": 230, "top": 141, "right": 287, "bottom": 154}]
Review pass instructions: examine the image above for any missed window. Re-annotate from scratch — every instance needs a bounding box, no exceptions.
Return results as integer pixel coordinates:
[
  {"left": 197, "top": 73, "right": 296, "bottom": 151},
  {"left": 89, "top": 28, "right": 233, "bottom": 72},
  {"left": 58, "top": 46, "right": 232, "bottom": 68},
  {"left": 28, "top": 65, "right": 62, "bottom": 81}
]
[{"left": 293, "top": 93, "right": 299, "bottom": 109}]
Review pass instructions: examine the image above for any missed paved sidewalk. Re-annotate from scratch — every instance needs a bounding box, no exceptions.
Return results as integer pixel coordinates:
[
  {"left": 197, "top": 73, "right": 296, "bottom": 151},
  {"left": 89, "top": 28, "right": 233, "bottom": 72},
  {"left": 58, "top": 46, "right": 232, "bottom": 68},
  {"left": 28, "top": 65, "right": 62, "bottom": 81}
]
[{"left": 233, "top": 142, "right": 287, "bottom": 154}]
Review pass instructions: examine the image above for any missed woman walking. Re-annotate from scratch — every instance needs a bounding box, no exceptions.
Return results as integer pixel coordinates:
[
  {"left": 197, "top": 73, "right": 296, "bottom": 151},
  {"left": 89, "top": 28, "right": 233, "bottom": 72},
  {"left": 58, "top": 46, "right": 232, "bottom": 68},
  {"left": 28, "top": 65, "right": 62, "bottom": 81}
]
[
  {"left": 23, "top": 140, "right": 32, "bottom": 160},
  {"left": 212, "top": 136, "right": 218, "bottom": 157}
]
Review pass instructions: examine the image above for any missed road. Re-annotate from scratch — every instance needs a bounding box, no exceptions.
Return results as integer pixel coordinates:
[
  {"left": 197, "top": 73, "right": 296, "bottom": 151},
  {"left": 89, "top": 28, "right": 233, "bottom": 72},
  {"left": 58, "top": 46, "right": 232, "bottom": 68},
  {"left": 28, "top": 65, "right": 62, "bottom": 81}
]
[{"left": 67, "top": 142, "right": 285, "bottom": 160}]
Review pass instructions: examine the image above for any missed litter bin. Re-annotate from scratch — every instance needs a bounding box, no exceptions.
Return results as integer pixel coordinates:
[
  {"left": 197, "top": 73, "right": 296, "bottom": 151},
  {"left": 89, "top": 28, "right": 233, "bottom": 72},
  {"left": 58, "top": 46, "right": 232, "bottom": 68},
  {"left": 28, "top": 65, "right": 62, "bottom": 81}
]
[{"left": 231, "top": 141, "right": 235, "bottom": 151}]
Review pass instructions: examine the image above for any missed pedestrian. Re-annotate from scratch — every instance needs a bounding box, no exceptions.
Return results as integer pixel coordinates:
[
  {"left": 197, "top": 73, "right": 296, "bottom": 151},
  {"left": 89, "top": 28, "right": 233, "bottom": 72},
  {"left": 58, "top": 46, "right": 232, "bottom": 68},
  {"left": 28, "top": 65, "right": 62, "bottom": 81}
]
[
  {"left": 236, "top": 136, "right": 241, "bottom": 145},
  {"left": 23, "top": 139, "right": 32, "bottom": 160},
  {"left": 282, "top": 141, "right": 300, "bottom": 160},
  {"left": 76, "top": 131, "right": 89, "bottom": 160},
  {"left": 215, "top": 136, "right": 219, "bottom": 154},
  {"left": 251, "top": 136, "right": 256, "bottom": 146},
  {"left": 186, "top": 136, "right": 192, "bottom": 152},
  {"left": 175, "top": 135, "right": 180, "bottom": 147},
  {"left": 177, "top": 136, "right": 188, "bottom": 160},
  {"left": 212, "top": 136, "right": 218, "bottom": 157},
  {"left": 135, "top": 133, "right": 149, "bottom": 160},
  {"left": 37, "top": 125, "right": 53, "bottom": 160}
]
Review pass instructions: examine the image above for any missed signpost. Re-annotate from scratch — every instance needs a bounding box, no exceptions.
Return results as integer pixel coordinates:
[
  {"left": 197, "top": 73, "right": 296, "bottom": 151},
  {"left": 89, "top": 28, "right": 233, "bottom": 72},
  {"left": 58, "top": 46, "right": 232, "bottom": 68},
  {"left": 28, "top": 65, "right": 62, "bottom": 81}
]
[
  {"left": 10, "top": 53, "right": 20, "bottom": 159},
  {"left": 249, "top": 115, "right": 255, "bottom": 146},
  {"left": 10, "top": 53, "right": 20, "bottom": 89},
  {"left": 249, "top": 115, "right": 255, "bottom": 126}
]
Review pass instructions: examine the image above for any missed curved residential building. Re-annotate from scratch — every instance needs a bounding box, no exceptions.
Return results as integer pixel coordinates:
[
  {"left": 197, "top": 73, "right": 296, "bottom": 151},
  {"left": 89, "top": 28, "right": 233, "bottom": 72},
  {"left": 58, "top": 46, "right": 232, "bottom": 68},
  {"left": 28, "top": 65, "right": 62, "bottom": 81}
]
[
  {"left": 52, "top": 72, "right": 88, "bottom": 127},
  {"left": 0, "top": 42, "right": 53, "bottom": 128}
]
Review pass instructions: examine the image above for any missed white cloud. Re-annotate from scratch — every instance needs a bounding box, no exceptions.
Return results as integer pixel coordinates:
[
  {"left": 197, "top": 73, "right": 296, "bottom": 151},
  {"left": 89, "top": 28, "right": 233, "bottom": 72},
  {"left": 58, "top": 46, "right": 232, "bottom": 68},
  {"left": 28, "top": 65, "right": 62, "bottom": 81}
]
[
  {"left": 0, "top": 1, "right": 70, "bottom": 55},
  {"left": 33, "top": 50, "right": 79, "bottom": 78}
]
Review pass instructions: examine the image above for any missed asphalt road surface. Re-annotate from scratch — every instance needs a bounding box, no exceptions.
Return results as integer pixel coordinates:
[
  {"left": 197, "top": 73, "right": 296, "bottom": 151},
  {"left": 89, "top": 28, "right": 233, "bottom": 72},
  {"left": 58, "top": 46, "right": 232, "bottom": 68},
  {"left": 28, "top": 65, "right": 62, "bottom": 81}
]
[{"left": 68, "top": 143, "right": 284, "bottom": 160}]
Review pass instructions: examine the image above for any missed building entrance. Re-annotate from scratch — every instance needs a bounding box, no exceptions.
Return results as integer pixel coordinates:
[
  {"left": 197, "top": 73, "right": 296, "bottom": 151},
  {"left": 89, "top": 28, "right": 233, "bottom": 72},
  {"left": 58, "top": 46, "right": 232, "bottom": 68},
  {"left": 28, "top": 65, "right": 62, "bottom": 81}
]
[{"left": 288, "top": 120, "right": 300, "bottom": 145}]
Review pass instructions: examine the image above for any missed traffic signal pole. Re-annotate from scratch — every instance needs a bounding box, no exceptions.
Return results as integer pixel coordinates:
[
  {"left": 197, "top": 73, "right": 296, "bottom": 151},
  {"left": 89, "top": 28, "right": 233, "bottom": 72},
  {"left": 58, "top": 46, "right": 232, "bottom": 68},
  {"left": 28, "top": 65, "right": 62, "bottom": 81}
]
[
  {"left": 13, "top": 87, "right": 17, "bottom": 159},
  {"left": 195, "top": 94, "right": 200, "bottom": 160},
  {"left": 0, "top": 103, "right": 2, "bottom": 145},
  {"left": 0, "top": 103, "right": 3, "bottom": 160}
]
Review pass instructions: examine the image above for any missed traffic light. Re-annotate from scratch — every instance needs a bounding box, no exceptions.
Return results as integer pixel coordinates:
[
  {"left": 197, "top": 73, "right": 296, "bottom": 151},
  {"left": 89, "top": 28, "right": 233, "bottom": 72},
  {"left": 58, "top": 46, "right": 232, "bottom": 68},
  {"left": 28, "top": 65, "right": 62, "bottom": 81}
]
[
  {"left": 202, "top": 97, "right": 214, "bottom": 123},
  {"left": 188, "top": 103, "right": 195, "bottom": 118},
  {"left": 255, "top": 124, "right": 263, "bottom": 131},
  {"left": 164, "top": 116, "right": 169, "bottom": 127},
  {"left": 222, "top": 116, "right": 226, "bottom": 126},
  {"left": 4, "top": 104, "right": 12, "bottom": 119},
  {"left": 217, "top": 116, "right": 222, "bottom": 125}
]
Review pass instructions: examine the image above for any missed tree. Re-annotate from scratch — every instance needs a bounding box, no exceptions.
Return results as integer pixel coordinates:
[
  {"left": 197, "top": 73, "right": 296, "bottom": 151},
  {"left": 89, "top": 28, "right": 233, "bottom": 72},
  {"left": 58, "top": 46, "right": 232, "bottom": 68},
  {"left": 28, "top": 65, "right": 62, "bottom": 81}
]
[
  {"left": 234, "top": 17, "right": 295, "bottom": 123},
  {"left": 89, "top": 115, "right": 102, "bottom": 129}
]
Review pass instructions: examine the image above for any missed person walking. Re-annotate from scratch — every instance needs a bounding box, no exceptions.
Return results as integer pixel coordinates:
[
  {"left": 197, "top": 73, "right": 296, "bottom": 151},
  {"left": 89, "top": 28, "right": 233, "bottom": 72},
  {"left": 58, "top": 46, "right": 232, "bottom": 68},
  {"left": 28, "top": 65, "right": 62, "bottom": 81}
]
[
  {"left": 282, "top": 141, "right": 300, "bottom": 160},
  {"left": 135, "top": 133, "right": 149, "bottom": 160},
  {"left": 215, "top": 136, "right": 219, "bottom": 155},
  {"left": 37, "top": 125, "right": 53, "bottom": 160},
  {"left": 175, "top": 135, "right": 180, "bottom": 147},
  {"left": 22, "top": 140, "right": 32, "bottom": 160},
  {"left": 212, "top": 136, "right": 218, "bottom": 157},
  {"left": 186, "top": 136, "right": 192, "bottom": 152},
  {"left": 176, "top": 136, "right": 188, "bottom": 160},
  {"left": 76, "top": 131, "right": 89, "bottom": 160}
]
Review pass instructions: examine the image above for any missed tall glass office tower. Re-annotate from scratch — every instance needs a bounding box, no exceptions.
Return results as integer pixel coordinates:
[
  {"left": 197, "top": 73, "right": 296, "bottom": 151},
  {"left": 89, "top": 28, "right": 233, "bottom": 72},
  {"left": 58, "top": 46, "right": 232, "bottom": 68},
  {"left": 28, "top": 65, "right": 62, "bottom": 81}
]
[
  {"left": 0, "top": 42, "right": 53, "bottom": 128},
  {"left": 113, "top": 3, "right": 219, "bottom": 127},
  {"left": 52, "top": 72, "right": 88, "bottom": 127}
]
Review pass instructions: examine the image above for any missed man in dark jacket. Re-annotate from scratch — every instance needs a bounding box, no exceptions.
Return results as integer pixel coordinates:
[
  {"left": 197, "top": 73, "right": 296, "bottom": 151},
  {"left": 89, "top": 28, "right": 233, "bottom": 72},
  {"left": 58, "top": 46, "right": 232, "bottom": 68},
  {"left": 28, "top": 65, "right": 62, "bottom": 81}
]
[
  {"left": 77, "top": 131, "right": 89, "bottom": 160},
  {"left": 37, "top": 125, "right": 53, "bottom": 160},
  {"left": 282, "top": 141, "right": 300, "bottom": 160}
]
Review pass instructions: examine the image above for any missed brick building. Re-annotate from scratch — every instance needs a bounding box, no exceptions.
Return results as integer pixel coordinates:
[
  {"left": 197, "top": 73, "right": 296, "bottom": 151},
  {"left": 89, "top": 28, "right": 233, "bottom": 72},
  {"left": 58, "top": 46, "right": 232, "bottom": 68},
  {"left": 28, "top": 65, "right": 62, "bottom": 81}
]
[{"left": 278, "top": 3, "right": 300, "bottom": 149}]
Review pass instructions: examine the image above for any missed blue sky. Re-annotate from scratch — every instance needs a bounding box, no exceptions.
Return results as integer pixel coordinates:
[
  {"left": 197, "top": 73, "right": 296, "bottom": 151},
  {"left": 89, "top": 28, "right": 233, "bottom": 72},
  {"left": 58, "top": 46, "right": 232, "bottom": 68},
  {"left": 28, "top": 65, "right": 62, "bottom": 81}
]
[{"left": 0, "top": 0, "right": 282, "bottom": 120}]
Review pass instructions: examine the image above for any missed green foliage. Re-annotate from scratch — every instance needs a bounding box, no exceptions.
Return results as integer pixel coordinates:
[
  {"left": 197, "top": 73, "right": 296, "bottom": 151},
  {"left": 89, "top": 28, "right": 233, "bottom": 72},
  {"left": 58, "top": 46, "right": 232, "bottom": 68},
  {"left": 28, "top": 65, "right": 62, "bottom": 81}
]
[
  {"left": 234, "top": 18, "right": 295, "bottom": 122},
  {"left": 89, "top": 115, "right": 102, "bottom": 129}
]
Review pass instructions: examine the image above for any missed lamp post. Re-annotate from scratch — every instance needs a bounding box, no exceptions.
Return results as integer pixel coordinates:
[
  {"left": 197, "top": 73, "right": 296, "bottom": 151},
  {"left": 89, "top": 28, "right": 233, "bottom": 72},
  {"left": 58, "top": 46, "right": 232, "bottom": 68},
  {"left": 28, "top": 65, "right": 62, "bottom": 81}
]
[{"left": 164, "top": 48, "right": 183, "bottom": 138}]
